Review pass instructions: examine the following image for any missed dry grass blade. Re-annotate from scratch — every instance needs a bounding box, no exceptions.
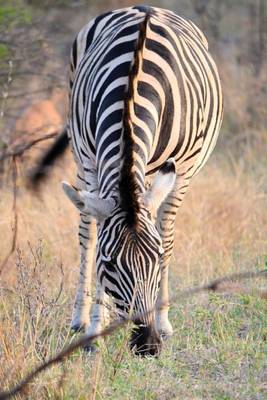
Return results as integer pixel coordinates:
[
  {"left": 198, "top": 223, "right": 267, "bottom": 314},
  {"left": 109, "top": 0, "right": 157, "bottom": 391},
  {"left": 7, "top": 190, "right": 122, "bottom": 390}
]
[
  {"left": 0, "top": 268, "right": 266, "bottom": 400},
  {"left": 90, "top": 351, "right": 102, "bottom": 400}
]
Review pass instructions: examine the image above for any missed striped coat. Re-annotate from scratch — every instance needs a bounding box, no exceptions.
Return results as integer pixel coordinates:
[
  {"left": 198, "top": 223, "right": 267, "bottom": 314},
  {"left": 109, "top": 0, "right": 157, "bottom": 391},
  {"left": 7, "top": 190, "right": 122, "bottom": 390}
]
[{"left": 32, "top": 6, "right": 223, "bottom": 356}]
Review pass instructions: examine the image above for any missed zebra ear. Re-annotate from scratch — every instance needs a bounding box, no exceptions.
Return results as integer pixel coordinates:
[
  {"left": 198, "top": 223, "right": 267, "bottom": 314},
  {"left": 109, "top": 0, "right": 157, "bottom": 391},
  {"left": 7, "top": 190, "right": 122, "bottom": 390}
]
[
  {"left": 143, "top": 159, "right": 176, "bottom": 214},
  {"left": 62, "top": 181, "right": 116, "bottom": 220},
  {"left": 62, "top": 181, "right": 86, "bottom": 210}
]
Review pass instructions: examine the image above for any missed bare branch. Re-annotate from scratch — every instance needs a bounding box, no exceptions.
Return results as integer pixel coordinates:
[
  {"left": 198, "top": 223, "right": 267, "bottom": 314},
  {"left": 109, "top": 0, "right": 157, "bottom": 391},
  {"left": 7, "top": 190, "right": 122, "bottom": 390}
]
[
  {"left": 0, "top": 127, "right": 65, "bottom": 275},
  {"left": 182, "top": 269, "right": 267, "bottom": 297},
  {"left": 52, "top": 262, "right": 64, "bottom": 305},
  {"left": 0, "top": 71, "right": 65, "bottom": 80},
  {"left": 4, "top": 86, "right": 65, "bottom": 100},
  {"left": 0, "top": 157, "right": 18, "bottom": 275},
  {"left": 0, "top": 132, "right": 58, "bottom": 162},
  {"left": 0, "top": 60, "right": 13, "bottom": 120}
]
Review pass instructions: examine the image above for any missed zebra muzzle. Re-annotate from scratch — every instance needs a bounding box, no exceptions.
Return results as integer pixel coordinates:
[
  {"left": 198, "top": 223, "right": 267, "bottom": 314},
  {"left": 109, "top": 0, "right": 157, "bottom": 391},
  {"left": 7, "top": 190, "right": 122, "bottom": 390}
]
[{"left": 129, "top": 323, "right": 162, "bottom": 357}]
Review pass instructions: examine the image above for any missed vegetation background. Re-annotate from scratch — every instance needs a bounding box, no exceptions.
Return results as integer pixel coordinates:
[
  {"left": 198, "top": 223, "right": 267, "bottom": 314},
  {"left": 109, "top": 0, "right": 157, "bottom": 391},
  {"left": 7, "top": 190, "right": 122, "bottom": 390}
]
[{"left": 0, "top": 1, "right": 266, "bottom": 399}]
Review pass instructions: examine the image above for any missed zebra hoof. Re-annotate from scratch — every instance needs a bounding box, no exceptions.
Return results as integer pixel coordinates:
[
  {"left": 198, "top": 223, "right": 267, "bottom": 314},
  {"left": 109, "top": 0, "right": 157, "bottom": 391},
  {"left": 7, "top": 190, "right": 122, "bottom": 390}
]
[
  {"left": 156, "top": 319, "right": 173, "bottom": 340},
  {"left": 83, "top": 342, "right": 98, "bottom": 354},
  {"left": 160, "top": 330, "right": 173, "bottom": 341},
  {"left": 71, "top": 323, "right": 86, "bottom": 333}
]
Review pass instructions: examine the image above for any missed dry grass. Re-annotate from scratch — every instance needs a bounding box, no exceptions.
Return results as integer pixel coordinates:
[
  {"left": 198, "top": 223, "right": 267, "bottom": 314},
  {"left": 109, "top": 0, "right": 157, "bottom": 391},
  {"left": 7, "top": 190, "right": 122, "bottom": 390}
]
[
  {"left": 175, "top": 152, "right": 267, "bottom": 285},
  {"left": 0, "top": 131, "right": 266, "bottom": 399},
  {"left": 0, "top": 150, "right": 77, "bottom": 285}
]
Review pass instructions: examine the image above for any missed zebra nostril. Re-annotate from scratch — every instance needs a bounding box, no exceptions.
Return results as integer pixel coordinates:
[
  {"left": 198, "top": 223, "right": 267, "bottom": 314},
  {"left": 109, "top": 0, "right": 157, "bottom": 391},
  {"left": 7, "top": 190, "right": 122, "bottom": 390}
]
[{"left": 129, "top": 324, "right": 162, "bottom": 357}]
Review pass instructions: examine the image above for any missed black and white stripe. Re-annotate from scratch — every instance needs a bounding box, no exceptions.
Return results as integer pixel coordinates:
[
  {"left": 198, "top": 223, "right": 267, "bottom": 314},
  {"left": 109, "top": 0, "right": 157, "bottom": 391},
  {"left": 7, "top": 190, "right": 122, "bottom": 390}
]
[{"left": 32, "top": 5, "right": 223, "bottom": 356}]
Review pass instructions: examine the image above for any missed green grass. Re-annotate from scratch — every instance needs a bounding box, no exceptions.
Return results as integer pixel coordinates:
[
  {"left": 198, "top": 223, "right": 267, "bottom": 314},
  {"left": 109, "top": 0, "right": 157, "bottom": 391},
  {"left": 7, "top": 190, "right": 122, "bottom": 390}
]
[
  {"left": 1, "top": 266, "right": 266, "bottom": 399},
  {"left": 0, "top": 0, "right": 32, "bottom": 28}
]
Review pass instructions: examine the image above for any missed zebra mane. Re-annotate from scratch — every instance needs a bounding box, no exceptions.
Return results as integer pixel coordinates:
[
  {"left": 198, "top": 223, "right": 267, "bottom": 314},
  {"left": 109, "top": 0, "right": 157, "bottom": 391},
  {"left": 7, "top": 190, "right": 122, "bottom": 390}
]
[{"left": 119, "top": 12, "right": 150, "bottom": 230}]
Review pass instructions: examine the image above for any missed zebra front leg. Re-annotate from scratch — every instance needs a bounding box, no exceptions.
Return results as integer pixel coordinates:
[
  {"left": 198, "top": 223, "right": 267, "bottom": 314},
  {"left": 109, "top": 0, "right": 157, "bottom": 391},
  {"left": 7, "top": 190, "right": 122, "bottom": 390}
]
[
  {"left": 71, "top": 214, "right": 97, "bottom": 331},
  {"left": 84, "top": 282, "right": 110, "bottom": 352},
  {"left": 155, "top": 227, "right": 175, "bottom": 339},
  {"left": 156, "top": 177, "right": 190, "bottom": 338}
]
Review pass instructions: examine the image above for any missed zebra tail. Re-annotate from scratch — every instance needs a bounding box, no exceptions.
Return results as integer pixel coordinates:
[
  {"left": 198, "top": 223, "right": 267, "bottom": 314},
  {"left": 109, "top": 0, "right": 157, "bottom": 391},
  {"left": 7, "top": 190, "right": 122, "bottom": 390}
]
[{"left": 29, "top": 128, "right": 69, "bottom": 188}]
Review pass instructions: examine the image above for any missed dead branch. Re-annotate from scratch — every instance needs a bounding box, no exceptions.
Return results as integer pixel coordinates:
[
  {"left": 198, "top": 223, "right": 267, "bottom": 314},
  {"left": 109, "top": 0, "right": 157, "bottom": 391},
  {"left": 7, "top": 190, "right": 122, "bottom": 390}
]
[
  {"left": 181, "top": 269, "right": 267, "bottom": 297},
  {"left": 0, "top": 130, "right": 60, "bottom": 275},
  {"left": 0, "top": 268, "right": 266, "bottom": 400},
  {"left": 0, "top": 128, "right": 67, "bottom": 274},
  {"left": 4, "top": 86, "right": 66, "bottom": 100},
  {"left": 0, "top": 157, "right": 18, "bottom": 275},
  {"left": 0, "top": 132, "right": 58, "bottom": 162}
]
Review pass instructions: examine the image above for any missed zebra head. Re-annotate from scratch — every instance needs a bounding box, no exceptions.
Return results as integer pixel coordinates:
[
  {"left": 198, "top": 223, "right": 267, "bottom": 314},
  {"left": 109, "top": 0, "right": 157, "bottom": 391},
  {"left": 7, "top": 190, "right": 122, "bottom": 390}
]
[{"left": 62, "top": 159, "right": 176, "bottom": 356}]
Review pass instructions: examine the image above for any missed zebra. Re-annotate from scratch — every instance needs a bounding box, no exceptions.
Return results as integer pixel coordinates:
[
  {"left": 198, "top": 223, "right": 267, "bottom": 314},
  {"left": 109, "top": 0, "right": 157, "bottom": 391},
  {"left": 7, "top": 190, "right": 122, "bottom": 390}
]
[{"left": 31, "top": 5, "right": 223, "bottom": 356}]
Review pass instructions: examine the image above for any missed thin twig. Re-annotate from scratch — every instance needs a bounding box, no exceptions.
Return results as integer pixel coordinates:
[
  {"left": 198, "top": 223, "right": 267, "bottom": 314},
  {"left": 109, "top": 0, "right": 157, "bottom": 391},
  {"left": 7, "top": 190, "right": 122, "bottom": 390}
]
[
  {"left": 181, "top": 269, "right": 267, "bottom": 297},
  {"left": 0, "top": 268, "right": 266, "bottom": 400},
  {"left": 5, "top": 86, "right": 65, "bottom": 100},
  {"left": 0, "top": 60, "right": 13, "bottom": 120},
  {"left": 52, "top": 262, "right": 64, "bottom": 305},
  {"left": 0, "top": 157, "right": 18, "bottom": 275},
  {"left": 0, "top": 130, "right": 66, "bottom": 275},
  {"left": 0, "top": 133, "right": 58, "bottom": 162}
]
